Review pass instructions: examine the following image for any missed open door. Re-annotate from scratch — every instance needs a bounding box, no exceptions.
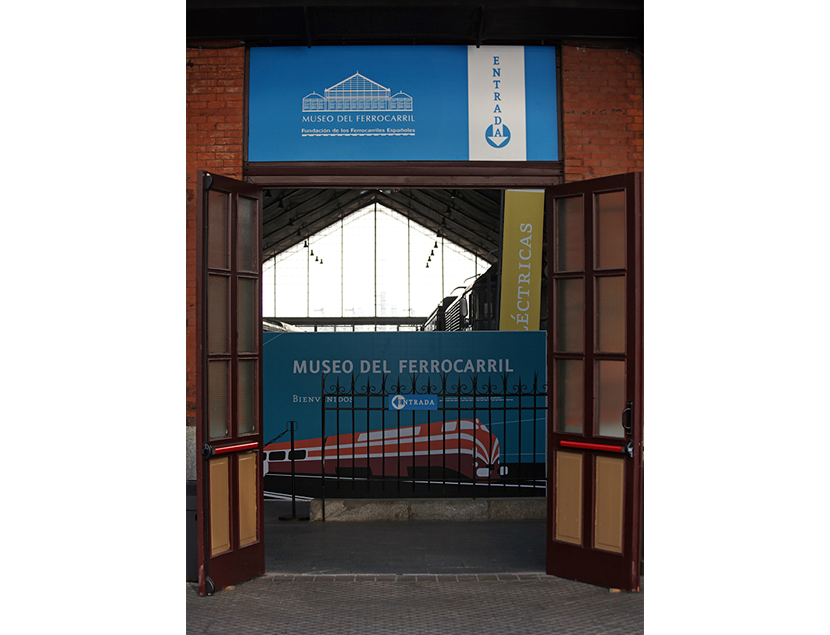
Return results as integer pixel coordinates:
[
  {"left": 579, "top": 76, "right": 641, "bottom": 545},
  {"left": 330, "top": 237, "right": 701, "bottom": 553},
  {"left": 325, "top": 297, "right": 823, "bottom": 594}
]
[
  {"left": 195, "top": 170, "right": 264, "bottom": 596},
  {"left": 546, "top": 172, "right": 643, "bottom": 590}
]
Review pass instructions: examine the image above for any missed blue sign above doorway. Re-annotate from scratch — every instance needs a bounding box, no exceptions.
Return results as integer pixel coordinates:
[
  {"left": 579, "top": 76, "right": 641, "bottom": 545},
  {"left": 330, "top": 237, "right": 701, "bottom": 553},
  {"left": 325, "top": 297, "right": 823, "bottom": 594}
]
[{"left": 248, "top": 45, "right": 558, "bottom": 162}]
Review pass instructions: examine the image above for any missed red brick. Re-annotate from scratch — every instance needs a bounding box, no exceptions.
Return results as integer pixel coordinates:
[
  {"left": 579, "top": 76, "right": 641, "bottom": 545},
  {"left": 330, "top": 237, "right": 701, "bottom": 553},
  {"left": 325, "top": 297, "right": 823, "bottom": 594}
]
[
  {"left": 186, "top": 43, "right": 247, "bottom": 422},
  {"left": 561, "top": 45, "right": 643, "bottom": 183}
]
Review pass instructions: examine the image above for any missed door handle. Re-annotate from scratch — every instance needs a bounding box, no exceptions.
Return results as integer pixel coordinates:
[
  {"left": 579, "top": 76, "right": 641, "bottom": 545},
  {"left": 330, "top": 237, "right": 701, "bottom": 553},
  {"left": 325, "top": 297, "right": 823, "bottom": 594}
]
[
  {"left": 202, "top": 441, "right": 259, "bottom": 458},
  {"left": 561, "top": 440, "right": 628, "bottom": 454},
  {"left": 622, "top": 401, "right": 633, "bottom": 437}
]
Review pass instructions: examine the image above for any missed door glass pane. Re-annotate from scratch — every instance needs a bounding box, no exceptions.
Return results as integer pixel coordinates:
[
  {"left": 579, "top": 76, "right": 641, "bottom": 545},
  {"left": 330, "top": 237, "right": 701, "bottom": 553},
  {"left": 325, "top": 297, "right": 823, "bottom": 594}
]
[
  {"left": 208, "top": 360, "right": 229, "bottom": 440},
  {"left": 596, "top": 360, "right": 625, "bottom": 438},
  {"left": 555, "top": 278, "right": 583, "bottom": 352},
  {"left": 208, "top": 191, "right": 229, "bottom": 270},
  {"left": 596, "top": 275, "right": 626, "bottom": 353},
  {"left": 555, "top": 196, "right": 583, "bottom": 272},
  {"left": 556, "top": 359, "right": 583, "bottom": 433},
  {"left": 238, "top": 360, "right": 256, "bottom": 435},
  {"left": 207, "top": 275, "right": 229, "bottom": 354},
  {"left": 595, "top": 190, "right": 625, "bottom": 270},
  {"left": 237, "top": 196, "right": 257, "bottom": 273},
  {"left": 237, "top": 277, "right": 257, "bottom": 353}
]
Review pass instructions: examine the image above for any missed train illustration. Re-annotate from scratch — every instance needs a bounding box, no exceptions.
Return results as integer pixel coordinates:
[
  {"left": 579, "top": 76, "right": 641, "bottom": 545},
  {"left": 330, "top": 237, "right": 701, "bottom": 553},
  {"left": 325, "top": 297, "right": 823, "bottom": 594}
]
[{"left": 263, "top": 418, "right": 507, "bottom": 481}]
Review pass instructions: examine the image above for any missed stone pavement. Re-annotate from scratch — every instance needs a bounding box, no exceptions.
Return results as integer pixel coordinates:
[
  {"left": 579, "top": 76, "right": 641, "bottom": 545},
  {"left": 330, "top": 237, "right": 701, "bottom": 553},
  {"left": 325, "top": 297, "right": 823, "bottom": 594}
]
[
  {"left": 186, "top": 573, "right": 643, "bottom": 635},
  {"left": 186, "top": 500, "right": 643, "bottom": 634}
]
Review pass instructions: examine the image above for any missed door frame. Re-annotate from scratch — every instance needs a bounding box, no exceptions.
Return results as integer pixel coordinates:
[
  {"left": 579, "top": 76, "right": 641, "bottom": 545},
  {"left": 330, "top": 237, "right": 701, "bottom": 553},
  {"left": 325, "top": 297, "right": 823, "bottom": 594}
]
[
  {"left": 244, "top": 161, "right": 563, "bottom": 189},
  {"left": 195, "top": 161, "right": 642, "bottom": 591}
]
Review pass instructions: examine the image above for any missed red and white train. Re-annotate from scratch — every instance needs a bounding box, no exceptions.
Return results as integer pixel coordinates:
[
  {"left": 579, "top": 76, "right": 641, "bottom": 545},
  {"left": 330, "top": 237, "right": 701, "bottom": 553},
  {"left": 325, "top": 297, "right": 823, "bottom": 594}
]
[{"left": 263, "top": 418, "right": 506, "bottom": 481}]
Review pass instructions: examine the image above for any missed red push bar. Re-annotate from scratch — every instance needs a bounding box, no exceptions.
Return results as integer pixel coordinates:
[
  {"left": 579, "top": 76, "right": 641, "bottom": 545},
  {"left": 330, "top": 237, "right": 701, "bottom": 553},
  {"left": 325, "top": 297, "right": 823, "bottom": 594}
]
[
  {"left": 213, "top": 441, "right": 259, "bottom": 455},
  {"left": 560, "top": 440, "right": 625, "bottom": 453}
]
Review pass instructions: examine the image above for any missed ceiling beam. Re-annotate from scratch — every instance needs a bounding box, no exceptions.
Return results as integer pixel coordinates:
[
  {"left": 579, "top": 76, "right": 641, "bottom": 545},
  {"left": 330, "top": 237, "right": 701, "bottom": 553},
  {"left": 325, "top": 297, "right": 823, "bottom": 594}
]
[
  {"left": 262, "top": 189, "right": 377, "bottom": 258},
  {"left": 187, "top": 1, "right": 644, "bottom": 48}
]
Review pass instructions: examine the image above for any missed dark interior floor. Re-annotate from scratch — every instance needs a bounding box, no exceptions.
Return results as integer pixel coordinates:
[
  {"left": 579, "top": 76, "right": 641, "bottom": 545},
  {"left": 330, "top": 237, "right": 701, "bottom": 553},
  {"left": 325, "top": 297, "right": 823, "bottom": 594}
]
[{"left": 264, "top": 499, "right": 547, "bottom": 575}]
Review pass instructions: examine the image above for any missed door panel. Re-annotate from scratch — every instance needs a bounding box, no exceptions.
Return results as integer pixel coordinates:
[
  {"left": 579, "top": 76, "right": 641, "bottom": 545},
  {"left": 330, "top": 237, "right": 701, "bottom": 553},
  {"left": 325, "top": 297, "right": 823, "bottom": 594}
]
[
  {"left": 209, "top": 457, "right": 232, "bottom": 556},
  {"left": 196, "top": 170, "right": 264, "bottom": 596},
  {"left": 546, "top": 172, "right": 643, "bottom": 590},
  {"left": 594, "top": 456, "right": 625, "bottom": 553},
  {"left": 238, "top": 452, "right": 259, "bottom": 548},
  {"left": 554, "top": 450, "right": 583, "bottom": 544}
]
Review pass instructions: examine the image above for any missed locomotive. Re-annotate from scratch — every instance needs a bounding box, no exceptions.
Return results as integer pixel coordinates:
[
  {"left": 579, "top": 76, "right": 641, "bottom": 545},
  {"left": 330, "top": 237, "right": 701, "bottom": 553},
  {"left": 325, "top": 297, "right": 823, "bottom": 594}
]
[
  {"left": 422, "top": 264, "right": 499, "bottom": 332},
  {"left": 421, "top": 262, "right": 547, "bottom": 331}
]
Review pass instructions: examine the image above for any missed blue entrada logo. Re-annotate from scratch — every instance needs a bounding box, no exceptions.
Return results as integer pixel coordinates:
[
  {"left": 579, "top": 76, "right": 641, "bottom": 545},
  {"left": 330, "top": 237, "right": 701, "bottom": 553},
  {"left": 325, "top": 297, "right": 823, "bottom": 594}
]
[
  {"left": 485, "top": 121, "right": 511, "bottom": 148},
  {"left": 389, "top": 394, "right": 437, "bottom": 411}
]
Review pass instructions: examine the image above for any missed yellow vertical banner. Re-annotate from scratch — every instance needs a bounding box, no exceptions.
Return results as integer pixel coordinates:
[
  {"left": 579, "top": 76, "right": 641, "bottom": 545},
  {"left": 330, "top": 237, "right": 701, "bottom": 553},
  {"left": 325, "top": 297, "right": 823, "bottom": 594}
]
[{"left": 499, "top": 190, "right": 545, "bottom": 331}]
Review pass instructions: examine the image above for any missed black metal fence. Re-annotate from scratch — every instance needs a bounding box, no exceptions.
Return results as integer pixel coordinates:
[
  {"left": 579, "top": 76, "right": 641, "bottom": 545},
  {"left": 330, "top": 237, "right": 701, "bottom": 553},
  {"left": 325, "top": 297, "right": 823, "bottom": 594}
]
[{"left": 309, "top": 372, "right": 547, "bottom": 498}]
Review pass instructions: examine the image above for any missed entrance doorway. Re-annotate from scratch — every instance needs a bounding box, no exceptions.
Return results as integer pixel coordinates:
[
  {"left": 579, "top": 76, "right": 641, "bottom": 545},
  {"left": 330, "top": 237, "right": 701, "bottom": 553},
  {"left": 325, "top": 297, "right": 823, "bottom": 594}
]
[{"left": 194, "top": 165, "right": 642, "bottom": 594}]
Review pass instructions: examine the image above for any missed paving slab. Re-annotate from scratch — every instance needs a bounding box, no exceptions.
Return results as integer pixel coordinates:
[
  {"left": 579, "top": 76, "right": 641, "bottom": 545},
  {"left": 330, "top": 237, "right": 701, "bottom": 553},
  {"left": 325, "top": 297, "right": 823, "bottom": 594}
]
[
  {"left": 187, "top": 499, "right": 643, "bottom": 634},
  {"left": 186, "top": 574, "right": 644, "bottom": 635}
]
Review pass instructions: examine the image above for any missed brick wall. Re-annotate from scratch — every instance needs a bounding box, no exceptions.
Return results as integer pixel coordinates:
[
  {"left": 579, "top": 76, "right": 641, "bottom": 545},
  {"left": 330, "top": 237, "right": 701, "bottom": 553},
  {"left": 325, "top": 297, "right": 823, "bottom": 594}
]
[
  {"left": 560, "top": 45, "right": 643, "bottom": 182},
  {"left": 186, "top": 43, "right": 246, "bottom": 426}
]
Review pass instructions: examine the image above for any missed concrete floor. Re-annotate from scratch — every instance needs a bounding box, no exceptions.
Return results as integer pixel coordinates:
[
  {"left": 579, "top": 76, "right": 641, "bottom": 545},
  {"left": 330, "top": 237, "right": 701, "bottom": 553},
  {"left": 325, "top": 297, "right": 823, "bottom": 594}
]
[{"left": 264, "top": 499, "right": 547, "bottom": 575}]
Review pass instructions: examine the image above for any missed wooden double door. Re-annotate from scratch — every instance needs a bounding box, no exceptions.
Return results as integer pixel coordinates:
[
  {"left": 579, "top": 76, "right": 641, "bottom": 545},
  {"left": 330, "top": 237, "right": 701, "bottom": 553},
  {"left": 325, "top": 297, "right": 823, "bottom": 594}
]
[{"left": 193, "top": 169, "right": 643, "bottom": 593}]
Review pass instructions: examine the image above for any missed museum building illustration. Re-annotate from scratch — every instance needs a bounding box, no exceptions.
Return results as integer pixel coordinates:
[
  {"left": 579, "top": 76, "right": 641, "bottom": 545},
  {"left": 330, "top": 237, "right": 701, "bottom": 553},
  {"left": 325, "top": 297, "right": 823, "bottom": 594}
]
[{"left": 302, "top": 72, "right": 413, "bottom": 112}]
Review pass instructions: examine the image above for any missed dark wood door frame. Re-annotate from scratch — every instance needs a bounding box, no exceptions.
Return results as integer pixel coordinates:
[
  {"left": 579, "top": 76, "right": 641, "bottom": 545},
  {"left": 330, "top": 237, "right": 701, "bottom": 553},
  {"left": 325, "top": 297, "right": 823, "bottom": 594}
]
[{"left": 244, "top": 161, "right": 563, "bottom": 189}]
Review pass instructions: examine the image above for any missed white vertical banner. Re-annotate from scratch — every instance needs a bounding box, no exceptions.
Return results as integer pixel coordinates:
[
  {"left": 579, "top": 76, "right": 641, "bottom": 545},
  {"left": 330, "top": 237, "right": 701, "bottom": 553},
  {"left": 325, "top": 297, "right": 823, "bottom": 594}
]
[{"left": 468, "top": 46, "right": 527, "bottom": 161}]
